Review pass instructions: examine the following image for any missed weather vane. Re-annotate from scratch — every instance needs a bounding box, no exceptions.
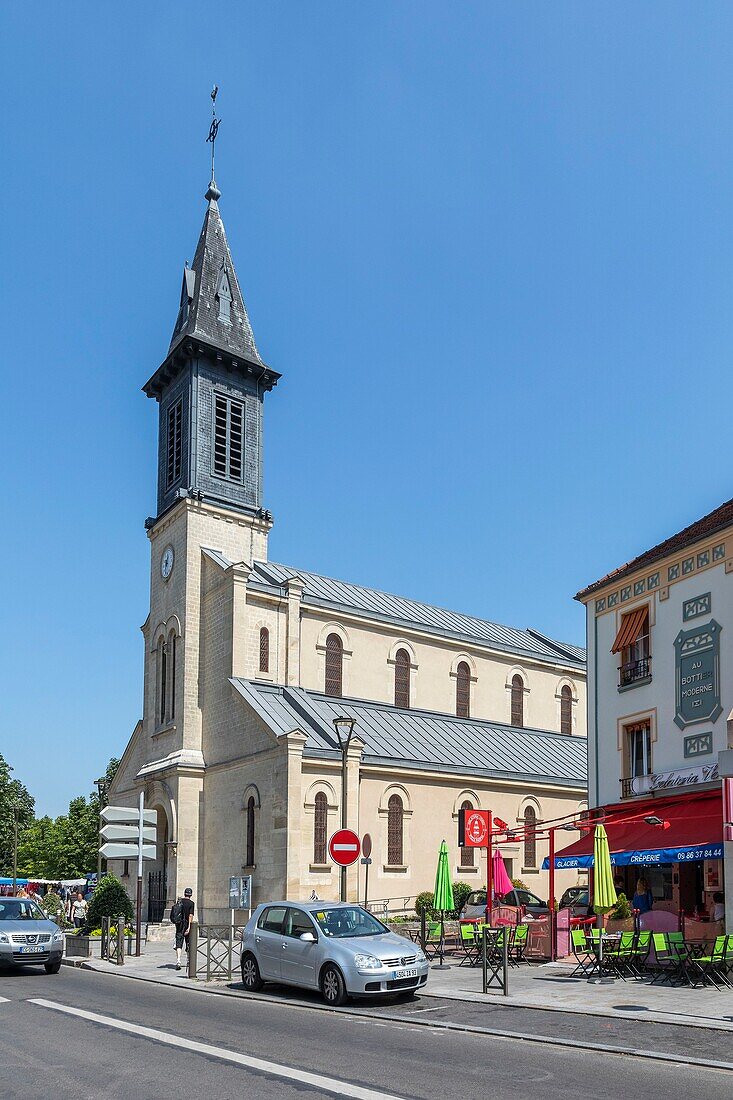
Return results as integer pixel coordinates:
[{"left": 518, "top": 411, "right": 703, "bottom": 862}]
[{"left": 206, "top": 85, "right": 221, "bottom": 182}]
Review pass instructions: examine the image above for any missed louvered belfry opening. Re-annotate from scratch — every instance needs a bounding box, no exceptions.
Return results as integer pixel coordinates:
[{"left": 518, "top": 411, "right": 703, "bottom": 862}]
[
  {"left": 259, "top": 627, "right": 270, "bottom": 673},
  {"left": 387, "top": 794, "right": 404, "bottom": 865},
  {"left": 394, "top": 649, "right": 410, "bottom": 708},
  {"left": 313, "top": 792, "right": 327, "bottom": 864},
  {"left": 246, "top": 796, "right": 256, "bottom": 867},
  {"left": 456, "top": 661, "right": 471, "bottom": 718},
  {"left": 213, "top": 393, "right": 244, "bottom": 481},
  {"left": 325, "top": 633, "right": 343, "bottom": 697},
  {"left": 166, "top": 398, "right": 182, "bottom": 489},
  {"left": 560, "top": 685, "right": 572, "bottom": 734},
  {"left": 511, "top": 674, "right": 524, "bottom": 727}
]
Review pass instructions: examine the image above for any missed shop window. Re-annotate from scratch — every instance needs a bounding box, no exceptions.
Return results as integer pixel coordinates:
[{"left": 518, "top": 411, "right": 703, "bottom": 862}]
[{"left": 612, "top": 607, "right": 651, "bottom": 687}]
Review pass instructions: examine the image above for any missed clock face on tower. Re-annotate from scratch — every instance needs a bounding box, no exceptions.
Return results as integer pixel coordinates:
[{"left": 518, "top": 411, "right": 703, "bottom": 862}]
[{"left": 161, "top": 545, "right": 175, "bottom": 580}]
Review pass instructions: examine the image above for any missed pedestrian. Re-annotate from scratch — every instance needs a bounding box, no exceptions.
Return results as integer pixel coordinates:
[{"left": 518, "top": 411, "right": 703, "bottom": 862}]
[
  {"left": 632, "top": 877, "right": 653, "bottom": 915},
  {"left": 71, "top": 890, "right": 89, "bottom": 929},
  {"left": 170, "top": 887, "right": 195, "bottom": 971}
]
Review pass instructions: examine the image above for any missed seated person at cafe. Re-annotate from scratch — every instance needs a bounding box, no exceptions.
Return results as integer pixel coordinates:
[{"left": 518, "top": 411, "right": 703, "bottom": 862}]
[
  {"left": 632, "top": 877, "right": 654, "bottom": 914},
  {"left": 710, "top": 891, "right": 725, "bottom": 922}
]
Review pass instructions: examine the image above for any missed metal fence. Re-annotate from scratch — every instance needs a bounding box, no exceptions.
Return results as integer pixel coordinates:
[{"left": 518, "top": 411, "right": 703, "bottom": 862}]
[
  {"left": 481, "top": 926, "right": 509, "bottom": 996},
  {"left": 100, "top": 915, "right": 128, "bottom": 966},
  {"left": 187, "top": 922, "right": 242, "bottom": 981}
]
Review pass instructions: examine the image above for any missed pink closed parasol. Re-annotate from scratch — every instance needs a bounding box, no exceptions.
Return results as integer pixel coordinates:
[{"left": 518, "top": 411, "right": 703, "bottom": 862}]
[{"left": 492, "top": 848, "right": 513, "bottom": 898}]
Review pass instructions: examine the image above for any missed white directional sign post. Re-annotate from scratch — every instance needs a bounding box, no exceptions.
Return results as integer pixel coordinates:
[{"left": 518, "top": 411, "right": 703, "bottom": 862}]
[{"left": 99, "top": 795, "right": 157, "bottom": 956}]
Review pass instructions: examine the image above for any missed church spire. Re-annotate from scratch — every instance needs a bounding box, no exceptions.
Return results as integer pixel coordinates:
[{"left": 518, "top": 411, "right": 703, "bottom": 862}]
[{"left": 166, "top": 87, "right": 264, "bottom": 368}]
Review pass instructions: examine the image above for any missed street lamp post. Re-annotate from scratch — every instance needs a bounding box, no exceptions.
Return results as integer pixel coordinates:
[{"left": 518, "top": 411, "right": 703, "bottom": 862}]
[
  {"left": 95, "top": 776, "right": 110, "bottom": 882},
  {"left": 11, "top": 804, "right": 18, "bottom": 897},
  {"left": 332, "top": 717, "right": 356, "bottom": 903}
]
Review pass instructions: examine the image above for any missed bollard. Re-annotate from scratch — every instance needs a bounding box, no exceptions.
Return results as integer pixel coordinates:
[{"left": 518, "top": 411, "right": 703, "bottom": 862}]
[
  {"left": 420, "top": 908, "right": 426, "bottom": 953},
  {"left": 188, "top": 920, "right": 198, "bottom": 979},
  {"left": 117, "top": 915, "right": 125, "bottom": 965}
]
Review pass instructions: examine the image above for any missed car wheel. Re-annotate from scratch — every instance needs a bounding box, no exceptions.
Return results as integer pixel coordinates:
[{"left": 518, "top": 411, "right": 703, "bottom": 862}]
[
  {"left": 240, "top": 952, "right": 264, "bottom": 992},
  {"left": 44, "top": 960, "right": 61, "bottom": 975},
  {"left": 321, "top": 964, "right": 347, "bottom": 1007}
]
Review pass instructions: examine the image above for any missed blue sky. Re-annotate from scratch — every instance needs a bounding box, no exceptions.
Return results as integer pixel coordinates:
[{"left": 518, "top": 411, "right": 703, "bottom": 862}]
[{"left": 3, "top": 4, "right": 733, "bottom": 816}]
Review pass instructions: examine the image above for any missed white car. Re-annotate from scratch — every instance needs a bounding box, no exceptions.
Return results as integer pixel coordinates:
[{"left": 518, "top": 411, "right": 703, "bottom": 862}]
[
  {"left": 240, "top": 901, "right": 429, "bottom": 1006},
  {"left": 0, "top": 897, "right": 64, "bottom": 973}
]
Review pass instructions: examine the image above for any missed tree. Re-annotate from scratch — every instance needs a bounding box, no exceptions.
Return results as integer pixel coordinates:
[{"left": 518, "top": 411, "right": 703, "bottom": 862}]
[
  {"left": 17, "top": 816, "right": 60, "bottom": 879},
  {"left": 84, "top": 873, "right": 134, "bottom": 932},
  {"left": 0, "top": 754, "right": 35, "bottom": 877},
  {"left": 52, "top": 797, "right": 100, "bottom": 879}
]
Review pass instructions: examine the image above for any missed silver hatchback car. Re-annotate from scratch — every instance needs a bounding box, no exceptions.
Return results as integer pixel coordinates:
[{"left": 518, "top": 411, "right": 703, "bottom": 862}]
[
  {"left": 240, "top": 902, "right": 429, "bottom": 1006},
  {"left": 0, "top": 897, "right": 64, "bottom": 973}
]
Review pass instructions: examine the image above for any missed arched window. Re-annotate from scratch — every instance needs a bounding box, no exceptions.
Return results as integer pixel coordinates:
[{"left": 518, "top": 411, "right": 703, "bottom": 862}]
[
  {"left": 394, "top": 648, "right": 410, "bottom": 709},
  {"left": 456, "top": 661, "right": 471, "bottom": 718},
  {"left": 325, "top": 633, "right": 343, "bottom": 697},
  {"left": 158, "top": 638, "right": 167, "bottom": 726},
  {"left": 259, "top": 627, "right": 270, "bottom": 673},
  {"left": 460, "top": 799, "right": 474, "bottom": 867},
  {"left": 560, "top": 685, "right": 572, "bottom": 735},
  {"left": 387, "top": 794, "right": 404, "bottom": 865},
  {"left": 167, "top": 630, "right": 177, "bottom": 722},
  {"left": 523, "top": 806, "right": 537, "bottom": 868},
  {"left": 246, "top": 796, "right": 256, "bottom": 867},
  {"left": 511, "top": 674, "right": 524, "bottom": 727},
  {"left": 313, "top": 792, "right": 327, "bottom": 865}
]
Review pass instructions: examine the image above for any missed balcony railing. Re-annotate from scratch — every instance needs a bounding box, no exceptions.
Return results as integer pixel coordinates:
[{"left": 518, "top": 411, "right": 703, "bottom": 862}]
[
  {"left": 619, "top": 656, "right": 651, "bottom": 688},
  {"left": 620, "top": 774, "right": 652, "bottom": 798}
]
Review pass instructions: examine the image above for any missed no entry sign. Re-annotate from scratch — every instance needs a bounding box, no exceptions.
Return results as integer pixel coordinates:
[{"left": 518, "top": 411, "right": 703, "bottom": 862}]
[{"left": 328, "top": 828, "right": 361, "bottom": 867}]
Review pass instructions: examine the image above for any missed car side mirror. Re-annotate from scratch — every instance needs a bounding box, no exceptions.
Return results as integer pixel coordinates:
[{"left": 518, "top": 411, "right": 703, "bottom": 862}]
[{"left": 299, "top": 931, "right": 316, "bottom": 943}]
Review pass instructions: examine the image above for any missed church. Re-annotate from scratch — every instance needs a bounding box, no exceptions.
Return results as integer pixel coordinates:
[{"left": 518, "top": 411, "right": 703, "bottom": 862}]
[{"left": 108, "top": 164, "right": 588, "bottom": 924}]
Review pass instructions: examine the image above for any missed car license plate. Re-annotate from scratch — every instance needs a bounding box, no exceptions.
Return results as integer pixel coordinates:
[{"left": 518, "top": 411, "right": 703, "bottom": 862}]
[
  {"left": 393, "top": 967, "right": 418, "bottom": 980},
  {"left": 19, "top": 945, "right": 44, "bottom": 954}
]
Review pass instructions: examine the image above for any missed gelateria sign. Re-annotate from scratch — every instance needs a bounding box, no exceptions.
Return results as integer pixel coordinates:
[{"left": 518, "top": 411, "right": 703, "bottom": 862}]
[
  {"left": 674, "top": 619, "right": 722, "bottom": 729},
  {"left": 627, "top": 761, "right": 720, "bottom": 797}
]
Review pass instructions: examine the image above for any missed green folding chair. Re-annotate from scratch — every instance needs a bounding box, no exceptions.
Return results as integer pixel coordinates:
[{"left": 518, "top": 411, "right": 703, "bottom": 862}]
[
  {"left": 458, "top": 922, "right": 480, "bottom": 967},
  {"left": 509, "top": 924, "right": 530, "bottom": 965},
  {"left": 604, "top": 931, "right": 636, "bottom": 981},
  {"left": 688, "top": 936, "right": 730, "bottom": 989},
  {"left": 569, "top": 927, "right": 595, "bottom": 977}
]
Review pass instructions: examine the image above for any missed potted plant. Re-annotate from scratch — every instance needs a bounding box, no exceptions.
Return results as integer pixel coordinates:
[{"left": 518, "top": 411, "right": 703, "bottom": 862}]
[{"left": 606, "top": 892, "right": 634, "bottom": 934}]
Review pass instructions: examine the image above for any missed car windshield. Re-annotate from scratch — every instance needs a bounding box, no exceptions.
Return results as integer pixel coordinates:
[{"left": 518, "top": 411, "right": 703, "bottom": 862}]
[
  {"left": 311, "top": 907, "right": 388, "bottom": 938},
  {"left": 0, "top": 899, "right": 45, "bottom": 921},
  {"left": 466, "top": 891, "right": 487, "bottom": 906}
]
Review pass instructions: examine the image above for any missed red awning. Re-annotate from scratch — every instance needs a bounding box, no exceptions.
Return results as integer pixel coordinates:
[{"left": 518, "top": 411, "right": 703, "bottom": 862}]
[
  {"left": 611, "top": 607, "right": 648, "bottom": 654},
  {"left": 552, "top": 790, "right": 723, "bottom": 869}
]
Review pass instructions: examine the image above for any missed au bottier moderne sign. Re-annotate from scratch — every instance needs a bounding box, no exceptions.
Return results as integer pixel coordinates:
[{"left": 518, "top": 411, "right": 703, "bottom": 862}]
[{"left": 674, "top": 619, "right": 722, "bottom": 729}]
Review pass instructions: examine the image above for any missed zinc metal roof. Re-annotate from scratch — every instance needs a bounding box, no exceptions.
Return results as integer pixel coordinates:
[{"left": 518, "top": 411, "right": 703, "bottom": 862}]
[
  {"left": 249, "top": 560, "right": 585, "bottom": 668},
  {"left": 231, "top": 680, "right": 587, "bottom": 789}
]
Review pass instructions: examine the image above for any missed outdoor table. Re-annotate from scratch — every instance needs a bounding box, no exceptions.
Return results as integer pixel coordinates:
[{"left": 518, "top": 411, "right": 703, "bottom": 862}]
[{"left": 670, "top": 940, "right": 710, "bottom": 987}]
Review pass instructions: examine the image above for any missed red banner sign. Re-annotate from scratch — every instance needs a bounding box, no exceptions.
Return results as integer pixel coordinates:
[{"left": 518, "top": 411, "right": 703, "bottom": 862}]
[{"left": 462, "top": 809, "right": 490, "bottom": 848}]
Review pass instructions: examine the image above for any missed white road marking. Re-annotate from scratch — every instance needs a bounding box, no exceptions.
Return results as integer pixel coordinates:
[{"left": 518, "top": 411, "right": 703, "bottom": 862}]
[
  {"left": 0, "top": 997, "right": 9, "bottom": 1004},
  {"left": 28, "top": 999, "right": 407, "bottom": 1100}
]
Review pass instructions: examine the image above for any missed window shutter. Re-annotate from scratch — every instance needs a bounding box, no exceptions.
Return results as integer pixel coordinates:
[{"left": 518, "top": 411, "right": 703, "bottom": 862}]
[
  {"left": 387, "top": 794, "right": 403, "bottom": 865},
  {"left": 166, "top": 398, "right": 183, "bottom": 489},
  {"left": 394, "top": 649, "right": 410, "bottom": 709},
  {"left": 325, "top": 634, "right": 343, "bottom": 697},
  {"left": 560, "top": 685, "right": 572, "bottom": 735},
  {"left": 313, "top": 792, "right": 327, "bottom": 864},
  {"left": 523, "top": 806, "right": 537, "bottom": 868},
  {"left": 259, "top": 627, "right": 270, "bottom": 673},
  {"left": 213, "top": 394, "right": 244, "bottom": 482},
  {"left": 456, "top": 662, "right": 471, "bottom": 718},
  {"left": 511, "top": 675, "right": 524, "bottom": 727}
]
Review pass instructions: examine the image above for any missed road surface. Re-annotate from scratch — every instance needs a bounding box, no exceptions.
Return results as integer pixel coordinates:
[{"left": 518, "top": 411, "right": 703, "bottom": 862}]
[{"left": 0, "top": 966, "right": 728, "bottom": 1098}]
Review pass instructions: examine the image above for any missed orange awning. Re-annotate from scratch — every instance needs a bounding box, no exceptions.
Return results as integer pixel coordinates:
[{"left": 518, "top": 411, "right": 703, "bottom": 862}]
[{"left": 611, "top": 607, "right": 647, "bottom": 654}]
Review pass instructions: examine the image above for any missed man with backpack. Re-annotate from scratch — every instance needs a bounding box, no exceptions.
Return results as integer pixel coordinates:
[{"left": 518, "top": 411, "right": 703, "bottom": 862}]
[{"left": 170, "top": 887, "right": 195, "bottom": 971}]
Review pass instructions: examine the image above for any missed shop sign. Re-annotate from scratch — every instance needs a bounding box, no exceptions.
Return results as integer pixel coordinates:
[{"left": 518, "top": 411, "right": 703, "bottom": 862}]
[
  {"left": 631, "top": 761, "right": 719, "bottom": 795},
  {"left": 684, "top": 732, "right": 713, "bottom": 758},
  {"left": 674, "top": 619, "right": 722, "bottom": 729}
]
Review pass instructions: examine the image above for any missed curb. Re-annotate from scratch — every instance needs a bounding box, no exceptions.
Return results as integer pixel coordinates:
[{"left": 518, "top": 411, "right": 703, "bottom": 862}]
[{"left": 60, "top": 957, "right": 733, "bottom": 1068}]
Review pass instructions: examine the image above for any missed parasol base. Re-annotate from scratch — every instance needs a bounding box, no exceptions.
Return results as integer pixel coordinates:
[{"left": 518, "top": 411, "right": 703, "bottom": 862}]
[
  {"left": 588, "top": 976, "right": 616, "bottom": 985},
  {"left": 431, "top": 963, "right": 452, "bottom": 970}
]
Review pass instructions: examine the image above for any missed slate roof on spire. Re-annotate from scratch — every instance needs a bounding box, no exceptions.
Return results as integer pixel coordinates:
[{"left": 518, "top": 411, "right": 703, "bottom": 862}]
[{"left": 168, "top": 188, "right": 263, "bottom": 364}]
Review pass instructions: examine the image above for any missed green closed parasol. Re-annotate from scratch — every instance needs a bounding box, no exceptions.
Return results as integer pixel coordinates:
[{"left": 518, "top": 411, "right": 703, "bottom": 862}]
[
  {"left": 432, "top": 839, "right": 454, "bottom": 970},
  {"left": 591, "top": 823, "right": 618, "bottom": 983}
]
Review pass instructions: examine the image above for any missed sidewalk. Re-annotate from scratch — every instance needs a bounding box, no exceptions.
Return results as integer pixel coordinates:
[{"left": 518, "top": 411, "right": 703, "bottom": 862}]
[{"left": 63, "top": 940, "right": 733, "bottom": 1032}]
